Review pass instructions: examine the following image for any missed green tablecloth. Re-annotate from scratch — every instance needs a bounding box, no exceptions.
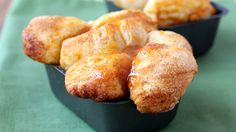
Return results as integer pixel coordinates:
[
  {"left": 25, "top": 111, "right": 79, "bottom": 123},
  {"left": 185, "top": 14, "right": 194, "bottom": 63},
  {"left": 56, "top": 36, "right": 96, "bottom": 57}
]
[{"left": 0, "top": 0, "right": 235, "bottom": 131}]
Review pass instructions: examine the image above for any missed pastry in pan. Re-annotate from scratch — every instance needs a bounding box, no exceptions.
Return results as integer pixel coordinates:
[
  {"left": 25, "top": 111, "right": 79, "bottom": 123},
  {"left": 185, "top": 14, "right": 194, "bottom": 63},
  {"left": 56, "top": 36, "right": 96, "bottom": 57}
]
[
  {"left": 144, "top": 0, "right": 215, "bottom": 27},
  {"left": 22, "top": 12, "right": 198, "bottom": 113},
  {"left": 65, "top": 53, "right": 132, "bottom": 101},
  {"left": 128, "top": 43, "right": 198, "bottom": 113},
  {"left": 60, "top": 23, "right": 126, "bottom": 70},
  {"left": 60, "top": 10, "right": 156, "bottom": 70},
  {"left": 22, "top": 16, "right": 90, "bottom": 64}
]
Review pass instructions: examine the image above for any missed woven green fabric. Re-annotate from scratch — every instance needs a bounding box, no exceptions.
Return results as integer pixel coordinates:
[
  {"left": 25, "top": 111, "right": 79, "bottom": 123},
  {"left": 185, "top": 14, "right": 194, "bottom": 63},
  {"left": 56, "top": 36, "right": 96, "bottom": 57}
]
[{"left": 0, "top": 0, "right": 235, "bottom": 131}]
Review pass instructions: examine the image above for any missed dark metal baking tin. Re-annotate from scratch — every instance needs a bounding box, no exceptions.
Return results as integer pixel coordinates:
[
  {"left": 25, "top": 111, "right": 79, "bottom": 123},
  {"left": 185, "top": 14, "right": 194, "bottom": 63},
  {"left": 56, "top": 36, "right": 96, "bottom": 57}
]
[
  {"left": 45, "top": 64, "right": 179, "bottom": 132},
  {"left": 106, "top": 2, "right": 228, "bottom": 57}
]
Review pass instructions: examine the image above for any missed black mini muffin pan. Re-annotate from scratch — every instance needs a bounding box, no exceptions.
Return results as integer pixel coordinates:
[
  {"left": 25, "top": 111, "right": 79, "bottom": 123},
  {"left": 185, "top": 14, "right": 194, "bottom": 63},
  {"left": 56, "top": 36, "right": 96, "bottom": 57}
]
[
  {"left": 106, "top": 2, "right": 228, "bottom": 56},
  {"left": 45, "top": 65, "right": 179, "bottom": 132}
]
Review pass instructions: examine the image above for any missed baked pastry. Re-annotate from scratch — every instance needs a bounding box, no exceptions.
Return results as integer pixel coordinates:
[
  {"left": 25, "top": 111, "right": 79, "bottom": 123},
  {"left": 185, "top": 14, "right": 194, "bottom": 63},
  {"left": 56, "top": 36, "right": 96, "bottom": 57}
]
[
  {"left": 65, "top": 53, "right": 132, "bottom": 101},
  {"left": 60, "top": 23, "right": 125, "bottom": 70},
  {"left": 60, "top": 11, "right": 156, "bottom": 70},
  {"left": 92, "top": 9, "right": 156, "bottom": 29},
  {"left": 112, "top": 0, "right": 148, "bottom": 9},
  {"left": 93, "top": 10, "right": 156, "bottom": 57},
  {"left": 128, "top": 43, "right": 198, "bottom": 113},
  {"left": 148, "top": 30, "right": 192, "bottom": 52},
  {"left": 144, "top": 0, "right": 215, "bottom": 27},
  {"left": 22, "top": 16, "right": 90, "bottom": 64},
  {"left": 22, "top": 13, "right": 198, "bottom": 113}
]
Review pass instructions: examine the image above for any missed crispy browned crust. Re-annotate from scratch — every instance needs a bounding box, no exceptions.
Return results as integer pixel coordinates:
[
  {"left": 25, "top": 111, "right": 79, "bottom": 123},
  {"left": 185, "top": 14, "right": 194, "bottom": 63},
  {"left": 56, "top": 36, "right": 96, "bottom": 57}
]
[
  {"left": 128, "top": 43, "right": 198, "bottom": 113},
  {"left": 60, "top": 15, "right": 156, "bottom": 70},
  {"left": 22, "top": 16, "right": 90, "bottom": 64},
  {"left": 23, "top": 29, "right": 46, "bottom": 63},
  {"left": 65, "top": 53, "right": 132, "bottom": 101},
  {"left": 144, "top": 0, "right": 216, "bottom": 27}
]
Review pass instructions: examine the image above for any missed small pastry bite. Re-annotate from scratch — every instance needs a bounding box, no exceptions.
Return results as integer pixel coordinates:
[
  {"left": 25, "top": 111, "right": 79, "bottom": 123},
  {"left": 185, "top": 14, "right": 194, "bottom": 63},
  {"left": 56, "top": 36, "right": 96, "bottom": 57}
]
[
  {"left": 148, "top": 30, "right": 192, "bottom": 52},
  {"left": 65, "top": 53, "right": 132, "bottom": 102},
  {"left": 128, "top": 43, "right": 198, "bottom": 113},
  {"left": 112, "top": 0, "right": 148, "bottom": 9},
  {"left": 144, "top": 0, "right": 215, "bottom": 27},
  {"left": 92, "top": 9, "right": 156, "bottom": 29},
  {"left": 61, "top": 17, "right": 155, "bottom": 70},
  {"left": 22, "top": 16, "right": 90, "bottom": 64}
]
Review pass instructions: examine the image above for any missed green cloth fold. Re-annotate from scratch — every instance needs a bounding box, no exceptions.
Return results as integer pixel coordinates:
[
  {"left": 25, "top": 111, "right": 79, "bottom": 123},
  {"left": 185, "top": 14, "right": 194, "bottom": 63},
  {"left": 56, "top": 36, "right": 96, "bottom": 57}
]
[{"left": 0, "top": 0, "right": 235, "bottom": 131}]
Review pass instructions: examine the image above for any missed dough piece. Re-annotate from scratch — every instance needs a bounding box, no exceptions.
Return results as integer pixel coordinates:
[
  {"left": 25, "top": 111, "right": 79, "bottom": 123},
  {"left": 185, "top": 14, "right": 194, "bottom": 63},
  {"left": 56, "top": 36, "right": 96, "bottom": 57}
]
[
  {"left": 144, "top": 0, "right": 215, "bottom": 27},
  {"left": 23, "top": 16, "right": 90, "bottom": 64},
  {"left": 65, "top": 53, "right": 132, "bottom": 101},
  {"left": 60, "top": 23, "right": 126, "bottom": 70},
  {"left": 128, "top": 43, "right": 198, "bottom": 113}
]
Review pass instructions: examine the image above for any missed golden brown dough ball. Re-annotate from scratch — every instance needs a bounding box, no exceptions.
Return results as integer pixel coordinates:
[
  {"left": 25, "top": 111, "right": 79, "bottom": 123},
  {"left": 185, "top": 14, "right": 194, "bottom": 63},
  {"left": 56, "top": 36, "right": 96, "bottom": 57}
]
[
  {"left": 144, "top": 0, "right": 215, "bottom": 27},
  {"left": 22, "top": 16, "right": 90, "bottom": 64},
  {"left": 128, "top": 43, "right": 198, "bottom": 113},
  {"left": 65, "top": 53, "right": 132, "bottom": 102},
  {"left": 148, "top": 30, "right": 192, "bottom": 52}
]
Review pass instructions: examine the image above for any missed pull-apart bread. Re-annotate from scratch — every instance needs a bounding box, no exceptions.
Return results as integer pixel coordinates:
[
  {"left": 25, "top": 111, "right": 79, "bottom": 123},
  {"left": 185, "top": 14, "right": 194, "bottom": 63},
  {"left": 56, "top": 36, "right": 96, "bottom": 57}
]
[
  {"left": 61, "top": 10, "right": 157, "bottom": 101},
  {"left": 22, "top": 9, "right": 198, "bottom": 113}
]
